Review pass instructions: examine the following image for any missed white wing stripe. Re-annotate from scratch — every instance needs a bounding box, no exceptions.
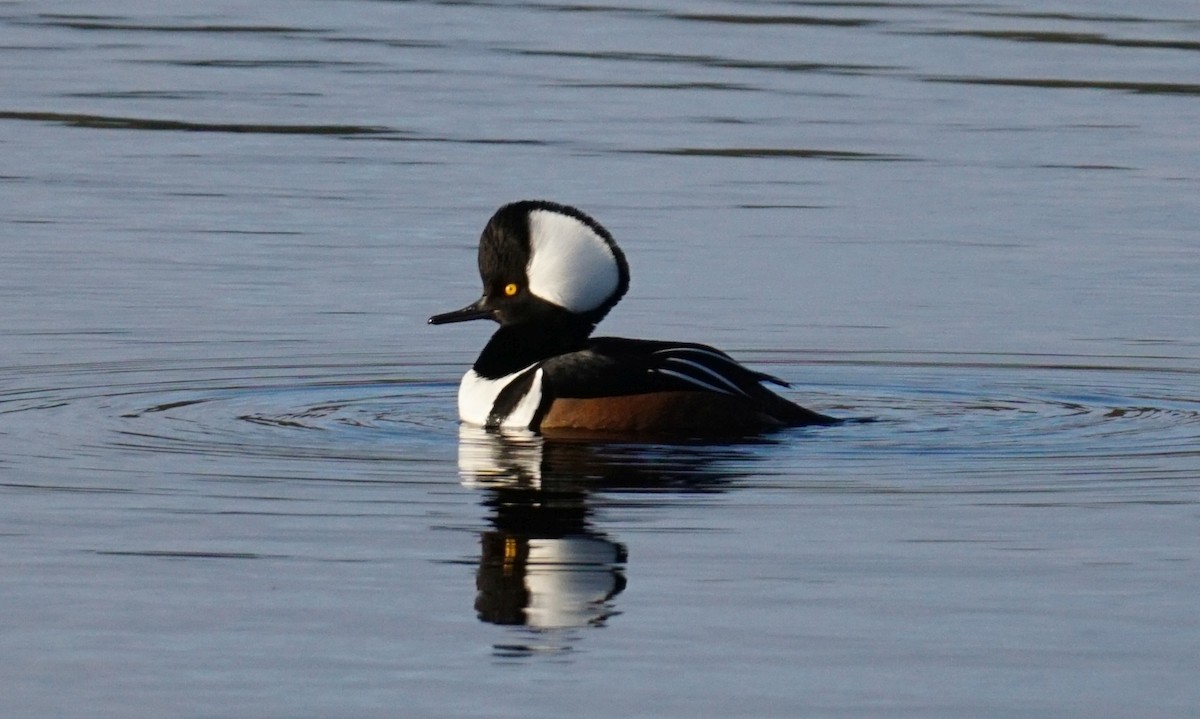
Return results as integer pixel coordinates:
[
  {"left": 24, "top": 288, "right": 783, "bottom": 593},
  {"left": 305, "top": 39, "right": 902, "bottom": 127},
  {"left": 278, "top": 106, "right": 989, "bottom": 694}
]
[
  {"left": 660, "top": 357, "right": 748, "bottom": 396},
  {"left": 653, "top": 368, "right": 738, "bottom": 396},
  {"left": 652, "top": 347, "right": 735, "bottom": 365}
]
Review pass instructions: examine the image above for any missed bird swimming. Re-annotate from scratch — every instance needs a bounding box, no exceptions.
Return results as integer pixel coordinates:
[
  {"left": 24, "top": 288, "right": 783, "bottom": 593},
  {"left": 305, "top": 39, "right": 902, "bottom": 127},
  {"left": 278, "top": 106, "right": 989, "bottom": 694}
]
[{"left": 429, "top": 200, "right": 838, "bottom": 435}]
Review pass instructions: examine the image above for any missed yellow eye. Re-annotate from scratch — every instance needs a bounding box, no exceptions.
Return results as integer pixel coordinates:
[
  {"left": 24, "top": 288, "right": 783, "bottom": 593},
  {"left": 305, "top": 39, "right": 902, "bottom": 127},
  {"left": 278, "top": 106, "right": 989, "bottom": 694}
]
[{"left": 503, "top": 283, "right": 519, "bottom": 297}]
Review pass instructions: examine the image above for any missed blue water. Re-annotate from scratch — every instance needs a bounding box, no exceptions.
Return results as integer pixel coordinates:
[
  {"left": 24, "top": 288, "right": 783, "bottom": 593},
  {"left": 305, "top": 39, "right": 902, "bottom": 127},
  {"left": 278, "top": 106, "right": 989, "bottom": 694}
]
[{"left": 2, "top": 2, "right": 1198, "bottom": 717}]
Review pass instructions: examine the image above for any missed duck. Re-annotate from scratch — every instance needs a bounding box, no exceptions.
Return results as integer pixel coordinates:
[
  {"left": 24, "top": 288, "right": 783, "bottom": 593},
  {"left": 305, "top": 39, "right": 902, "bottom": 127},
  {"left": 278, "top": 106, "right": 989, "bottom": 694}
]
[{"left": 429, "top": 200, "right": 838, "bottom": 435}]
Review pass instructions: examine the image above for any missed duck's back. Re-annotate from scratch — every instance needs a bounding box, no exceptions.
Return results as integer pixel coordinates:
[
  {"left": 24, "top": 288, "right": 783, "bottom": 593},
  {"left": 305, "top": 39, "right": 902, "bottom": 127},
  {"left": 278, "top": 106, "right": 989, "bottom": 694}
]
[{"left": 534, "top": 336, "right": 838, "bottom": 435}]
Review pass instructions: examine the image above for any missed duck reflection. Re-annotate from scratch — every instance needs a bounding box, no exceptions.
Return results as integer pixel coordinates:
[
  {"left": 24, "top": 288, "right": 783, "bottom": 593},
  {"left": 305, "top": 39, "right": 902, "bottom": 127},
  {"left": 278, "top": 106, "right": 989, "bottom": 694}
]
[
  {"left": 476, "top": 489, "right": 626, "bottom": 628},
  {"left": 458, "top": 426, "right": 748, "bottom": 631}
]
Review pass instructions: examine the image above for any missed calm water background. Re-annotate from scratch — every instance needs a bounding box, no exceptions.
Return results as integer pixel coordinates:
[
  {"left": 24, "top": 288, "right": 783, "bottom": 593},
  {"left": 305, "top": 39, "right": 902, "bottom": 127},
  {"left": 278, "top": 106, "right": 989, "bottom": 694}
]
[{"left": 2, "top": 1, "right": 1198, "bottom": 716}]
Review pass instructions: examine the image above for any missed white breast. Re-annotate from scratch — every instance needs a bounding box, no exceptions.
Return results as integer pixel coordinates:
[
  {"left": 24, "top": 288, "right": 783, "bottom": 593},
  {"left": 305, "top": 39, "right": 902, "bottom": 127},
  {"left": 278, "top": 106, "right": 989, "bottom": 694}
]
[{"left": 458, "top": 365, "right": 545, "bottom": 429}]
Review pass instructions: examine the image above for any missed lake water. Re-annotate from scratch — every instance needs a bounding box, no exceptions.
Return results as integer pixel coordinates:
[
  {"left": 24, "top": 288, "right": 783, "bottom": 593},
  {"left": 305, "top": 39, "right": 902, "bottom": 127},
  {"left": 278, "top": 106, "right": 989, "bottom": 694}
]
[{"left": 2, "top": 1, "right": 1198, "bottom": 716}]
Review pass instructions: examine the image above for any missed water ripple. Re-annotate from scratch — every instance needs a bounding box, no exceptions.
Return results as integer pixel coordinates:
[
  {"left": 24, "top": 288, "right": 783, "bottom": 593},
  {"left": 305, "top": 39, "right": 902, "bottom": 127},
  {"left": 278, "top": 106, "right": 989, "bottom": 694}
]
[
  {"left": 923, "top": 76, "right": 1200, "bottom": 95},
  {"left": 508, "top": 48, "right": 896, "bottom": 75},
  {"left": 630, "top": 147, "right": 913, "bottom": 161},
  {"left": 2, "top": 353, "right": 1196, "bottom": 494},
  {"left": 0, "top": 110, "right": 396, "bottom": 135}
]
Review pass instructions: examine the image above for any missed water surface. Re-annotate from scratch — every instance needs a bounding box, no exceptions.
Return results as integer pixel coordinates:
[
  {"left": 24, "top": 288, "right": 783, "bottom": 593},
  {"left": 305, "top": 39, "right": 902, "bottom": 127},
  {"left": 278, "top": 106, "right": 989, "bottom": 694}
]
[{"left": 2, "top": 1, "right": 1198, "bottom": 717}]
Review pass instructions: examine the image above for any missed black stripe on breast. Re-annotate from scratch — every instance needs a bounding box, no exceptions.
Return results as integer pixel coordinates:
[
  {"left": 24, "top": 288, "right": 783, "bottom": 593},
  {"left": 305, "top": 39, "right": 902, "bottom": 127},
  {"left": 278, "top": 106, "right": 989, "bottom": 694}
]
[{"left": 486, "top": 365, "right": 542, "bottom": 428}]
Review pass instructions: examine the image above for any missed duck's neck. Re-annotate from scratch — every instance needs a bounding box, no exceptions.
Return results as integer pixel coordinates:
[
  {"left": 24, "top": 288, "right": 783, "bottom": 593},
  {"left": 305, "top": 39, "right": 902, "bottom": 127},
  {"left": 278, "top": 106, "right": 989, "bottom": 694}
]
[{"left": 473, "top": 317, "right": 594, "bottom": 379}]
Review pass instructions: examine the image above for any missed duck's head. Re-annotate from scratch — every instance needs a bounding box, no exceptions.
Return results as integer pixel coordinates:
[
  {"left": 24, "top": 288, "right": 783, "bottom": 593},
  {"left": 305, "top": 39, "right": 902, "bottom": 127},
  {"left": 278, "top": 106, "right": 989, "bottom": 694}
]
[{"left": 429, "top": 200, "right": 630, "bottom": 330}]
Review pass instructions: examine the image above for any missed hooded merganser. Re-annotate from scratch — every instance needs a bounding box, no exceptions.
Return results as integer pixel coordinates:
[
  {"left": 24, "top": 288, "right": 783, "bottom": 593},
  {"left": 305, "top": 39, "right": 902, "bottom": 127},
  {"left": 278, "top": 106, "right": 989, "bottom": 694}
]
[{"left": 429, "top": 200, "right": 838, "bottom": 435}]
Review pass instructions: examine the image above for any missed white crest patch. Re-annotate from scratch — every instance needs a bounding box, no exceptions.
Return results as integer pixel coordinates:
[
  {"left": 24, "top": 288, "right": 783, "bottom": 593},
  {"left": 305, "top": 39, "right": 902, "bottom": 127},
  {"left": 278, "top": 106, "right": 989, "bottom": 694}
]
[
  {"left": 526, "top": 209, "right": 620, "bottom": 314},
  {"left": 458, "top": 365, "right": 544, "bottom": 429}
]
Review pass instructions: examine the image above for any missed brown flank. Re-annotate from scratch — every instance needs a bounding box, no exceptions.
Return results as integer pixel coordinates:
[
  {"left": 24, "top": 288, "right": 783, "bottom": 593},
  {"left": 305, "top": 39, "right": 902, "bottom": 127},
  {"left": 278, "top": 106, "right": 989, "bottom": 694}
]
[{"left": 539, "top": 391, "right": 782, "bottom": 435}]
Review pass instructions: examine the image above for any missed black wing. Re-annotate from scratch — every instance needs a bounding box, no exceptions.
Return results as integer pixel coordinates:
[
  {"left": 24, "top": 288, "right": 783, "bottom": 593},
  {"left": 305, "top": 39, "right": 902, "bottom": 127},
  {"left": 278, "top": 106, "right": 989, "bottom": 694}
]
[{"left": 540, "top": 336, "right": 836, "bottom": 425}]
